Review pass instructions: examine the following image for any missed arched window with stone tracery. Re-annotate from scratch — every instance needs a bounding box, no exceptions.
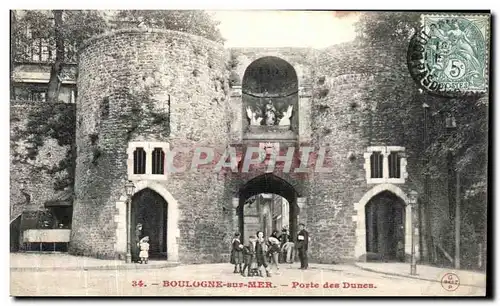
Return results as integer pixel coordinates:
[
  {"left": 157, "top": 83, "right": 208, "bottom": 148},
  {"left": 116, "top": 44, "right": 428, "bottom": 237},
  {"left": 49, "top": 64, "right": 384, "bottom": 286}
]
[
  {"left": 133, "top": 148, "right": 146, "bottom": 174},
  {"left": 128, "top": 142, "right": 170, "bottom": 180},
  {"left": 152, "top": 147, "right": 165, "bottom": 175}
]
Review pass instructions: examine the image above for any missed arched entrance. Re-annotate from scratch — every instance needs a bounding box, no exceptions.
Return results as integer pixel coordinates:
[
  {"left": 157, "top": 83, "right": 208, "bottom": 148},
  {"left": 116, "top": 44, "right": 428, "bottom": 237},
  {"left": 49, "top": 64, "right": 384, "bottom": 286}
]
[
  {"left": 365, "top": 191, "right": 405, "bottom": 262},
  {"left": 237, "top": 174, "right": 299, "bottom": 243},
  {"left": 242, "top": 56, "right": 298, "bottom": 135},
  {"left": 354, "top": 184, "right": 414, "bottom": 262},
  {"left": 130, "top": 188, "right": 168, "bottom": 259}
]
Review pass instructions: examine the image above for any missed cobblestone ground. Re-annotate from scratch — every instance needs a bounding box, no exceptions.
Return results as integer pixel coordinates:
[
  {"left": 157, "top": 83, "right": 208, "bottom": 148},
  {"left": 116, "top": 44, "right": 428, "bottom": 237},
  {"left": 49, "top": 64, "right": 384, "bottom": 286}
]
[{"left": 10, "top": 263, "right": 486, "bottom": 296}]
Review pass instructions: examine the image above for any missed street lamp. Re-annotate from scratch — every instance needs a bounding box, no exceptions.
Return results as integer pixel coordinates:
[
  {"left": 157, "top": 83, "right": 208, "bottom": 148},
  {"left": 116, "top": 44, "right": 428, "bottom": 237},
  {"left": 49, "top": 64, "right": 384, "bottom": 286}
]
[
  {"left": 125, "top": 180, "right": 136, "bottom": 263},
  {"left": 445, "top": 113, "right": 460, "bottom": 269},
  {"left": 421, "top": 103, "right": 431, "bottom": 263},
  {"left": 409, "top": 190, "right": 418, "bottom": 276}
]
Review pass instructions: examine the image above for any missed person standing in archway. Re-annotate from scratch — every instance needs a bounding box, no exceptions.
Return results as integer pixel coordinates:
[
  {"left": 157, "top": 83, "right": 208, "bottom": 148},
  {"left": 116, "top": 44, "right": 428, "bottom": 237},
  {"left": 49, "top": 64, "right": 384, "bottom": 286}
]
[
  {"left": 255, "top": 231, "right": 271, "bottom": 277},
  {"left": 297, "top": 223, "right": 309, "bottom": 269},
  {"left": 279, "top": 227, "right": 288, "bottom": 262},
  {"left": 241, "top": 235, "right": 258, "bottom": 277},
  {"left": 139, "top": 236, "right": 150, "bottom": 264},
  {"left": 268, "top": 231, "right": 281, "bottom": 273},
  {"left": 280, "top": 227, "right": 295, "bottom": 263}
]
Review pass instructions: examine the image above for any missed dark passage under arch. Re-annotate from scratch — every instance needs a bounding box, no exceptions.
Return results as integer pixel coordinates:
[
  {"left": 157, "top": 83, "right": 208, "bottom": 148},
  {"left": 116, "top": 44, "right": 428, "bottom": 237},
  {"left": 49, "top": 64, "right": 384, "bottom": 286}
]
[
  {"left": 131, "top": 188, "right": 168, "bottom": 260},
  {"left": 365, "top": 191, "right": 405, "bottom": 262},
  {"left": 237, "top": 174, "right": 300, "bottom": 243}
]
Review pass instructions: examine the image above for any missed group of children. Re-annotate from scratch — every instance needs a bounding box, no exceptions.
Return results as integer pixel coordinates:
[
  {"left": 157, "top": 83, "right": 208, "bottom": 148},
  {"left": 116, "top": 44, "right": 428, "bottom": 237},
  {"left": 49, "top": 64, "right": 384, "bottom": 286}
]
[
  {"left": 230, "top": 233, "right": 258, "bottom": 276},
  {"left": 230, "top": 231, "right": 282, "bottom": 277}
]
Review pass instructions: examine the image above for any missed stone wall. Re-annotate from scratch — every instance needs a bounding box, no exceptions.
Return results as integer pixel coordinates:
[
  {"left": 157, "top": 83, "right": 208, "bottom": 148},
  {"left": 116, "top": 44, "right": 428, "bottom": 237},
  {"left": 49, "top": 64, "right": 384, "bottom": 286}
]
[
  {"left": 307, "top": 42, "right": 425, "bottom": 263},
  {"left": 72, "top": 28, "right": 231, "bottom": 261},
  {"left": 308, "top": 41, "right": 488, "bottom": 265},
  {"left": 308, "top": 72, "right": 369, "bottom": 263},
  {"left": 10, "top": 101, "right": 75, "bottom": 220},
  {"left": 222, "top": 43, "right": 428, "bottom": 263}
]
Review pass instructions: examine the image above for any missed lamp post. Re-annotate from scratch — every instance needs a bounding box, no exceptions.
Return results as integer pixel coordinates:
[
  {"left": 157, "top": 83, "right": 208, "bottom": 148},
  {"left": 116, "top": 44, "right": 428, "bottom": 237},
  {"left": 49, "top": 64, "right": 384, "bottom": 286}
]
[
  {"left": 421, "top": 102, "right": 431, "bottom": 263},
  {"left": 409, "top": 190, "right": 418, "bottom": 275},
  {"left": 445, "top": 113, "right": 460, "bottom": 269},
  {"left": 124, "top": 180, "right": 136, "bottom": 263}
]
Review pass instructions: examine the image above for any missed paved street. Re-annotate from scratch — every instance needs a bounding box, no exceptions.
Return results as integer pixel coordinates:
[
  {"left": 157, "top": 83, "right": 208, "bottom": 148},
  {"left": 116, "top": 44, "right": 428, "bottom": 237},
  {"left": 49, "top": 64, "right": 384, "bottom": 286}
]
[
  {"left": 10, "top": 253, "right": 176, "bottom": 271},
  {"left": 11, "top": 262, "right": 485, "bottom": 296}
]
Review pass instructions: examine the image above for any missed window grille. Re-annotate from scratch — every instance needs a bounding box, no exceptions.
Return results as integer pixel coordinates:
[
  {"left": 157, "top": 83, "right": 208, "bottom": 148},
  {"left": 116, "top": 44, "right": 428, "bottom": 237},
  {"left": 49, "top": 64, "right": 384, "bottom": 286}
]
[
  {"left": 152, "top": 148, "right": 165, "bottom": 175},
  {"left": 133, "top": 148, "right": 146, "bottom": 174},
  {"left": 370, "top": 151, "right": 383, "bottom": 178},
  {"left": 388, "top": 152, "right": 402, "bottom": 178}
]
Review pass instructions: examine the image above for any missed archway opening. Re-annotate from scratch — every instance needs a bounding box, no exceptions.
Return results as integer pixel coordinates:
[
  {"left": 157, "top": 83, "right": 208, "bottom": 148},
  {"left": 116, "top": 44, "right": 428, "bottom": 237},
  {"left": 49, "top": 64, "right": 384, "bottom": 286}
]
[
  {"left": 238, "top": 174, "right": 299, "bottom": 245},
  {"left": 242, "top": 56, "right": 298, "bottom": 133},
  {"left": 130, "top": 188, "right": 168, "bottom": 260},
  {"left": 365, "top": 191, "right": 406, "bottom": 262}
]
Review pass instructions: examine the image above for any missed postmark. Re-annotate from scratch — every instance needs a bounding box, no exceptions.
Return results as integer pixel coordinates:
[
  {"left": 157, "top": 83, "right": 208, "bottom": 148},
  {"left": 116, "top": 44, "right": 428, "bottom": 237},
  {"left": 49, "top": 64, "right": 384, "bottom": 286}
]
[
  {"left": 407, "top": 14, "right": 490, "bottom": 97},
  {"left": 441, "top": 273, "right": 460, "bottom": 291}
]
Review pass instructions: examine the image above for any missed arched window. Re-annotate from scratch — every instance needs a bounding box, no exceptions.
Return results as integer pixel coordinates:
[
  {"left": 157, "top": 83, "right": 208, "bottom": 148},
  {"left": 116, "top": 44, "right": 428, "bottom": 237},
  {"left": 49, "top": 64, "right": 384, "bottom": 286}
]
[
  {"left": 133, "top": 148, "right": 146, "bottom": 174},
  {"left": 152, "top": 148, "right": 165, "bottom": 175},
  {"left": 388, "top": 152, "right": 402, "bottom": 178},
  {"left": 364, "top": 146, "right": 407, "bottom": 184},
  {"left": 370, "top": 151, "right": 384, "bottom": 178},
  {"left": 128, "top": 142, "right": 170, "bottom": 180}
]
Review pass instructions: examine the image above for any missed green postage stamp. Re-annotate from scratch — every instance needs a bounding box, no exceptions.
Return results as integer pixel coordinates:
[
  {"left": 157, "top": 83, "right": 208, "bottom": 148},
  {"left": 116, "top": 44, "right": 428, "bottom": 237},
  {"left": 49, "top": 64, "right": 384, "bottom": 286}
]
[{"left": 410, "top": 14, "right": 490, "bottom": 95}]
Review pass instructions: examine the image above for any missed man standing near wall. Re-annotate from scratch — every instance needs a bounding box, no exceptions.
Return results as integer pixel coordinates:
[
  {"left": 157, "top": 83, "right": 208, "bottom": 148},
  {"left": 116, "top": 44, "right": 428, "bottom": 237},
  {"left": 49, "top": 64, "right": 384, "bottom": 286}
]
[
  {"left": 297, "top": 223, "right": 309, "bottom": 269},
  {"left": 279, "top": 227, "right": 290, "bottom": 263}
]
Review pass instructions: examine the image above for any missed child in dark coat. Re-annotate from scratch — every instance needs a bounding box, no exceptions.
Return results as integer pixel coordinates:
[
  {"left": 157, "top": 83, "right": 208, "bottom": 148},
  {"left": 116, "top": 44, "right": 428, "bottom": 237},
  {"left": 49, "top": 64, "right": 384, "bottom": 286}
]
[
  {"left": 230, "top": 233, "right": 244, "bottom": 273},
  {"left": 241, "top": 235, "right": 258, "bottom": 277}
]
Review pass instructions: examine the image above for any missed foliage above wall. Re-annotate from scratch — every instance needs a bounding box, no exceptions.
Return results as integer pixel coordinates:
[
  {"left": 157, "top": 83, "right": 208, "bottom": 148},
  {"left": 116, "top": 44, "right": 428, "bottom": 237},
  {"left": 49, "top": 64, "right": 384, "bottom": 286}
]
[
  {"left": 227, "top": 52, "right": 241, "bottom": 87},
  {"left": 11, "top": 103, "right": 76, "bottom": 192},
  {"left": 354, "top": 12, "right": 488, "bottom": 194},
  {"left": 354, "top": 12, "right": 421, "bottom": 47},
  {"left": 114, "top": 10, "right": 225, "bottom": 43},
  {"left": 119, "top": 90, "right": 170, "bottom": 141},
  {"left": 424, "top": 95, "right": 488, "bottom": 198},
  {"left": 12, "top": 10, "right": 109, "bottom": 65}
]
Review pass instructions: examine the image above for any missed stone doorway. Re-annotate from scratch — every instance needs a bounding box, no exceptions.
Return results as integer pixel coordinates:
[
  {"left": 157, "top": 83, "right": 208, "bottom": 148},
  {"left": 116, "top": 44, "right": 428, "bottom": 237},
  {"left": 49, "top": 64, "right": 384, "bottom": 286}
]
[
  {"left": 365, "top": 191, "right": 405, "bottom": 262},
  {"left": 131, "top": 188, "right": 168, "bottom": 259},
  {"left": 237, "top": 174, "right": 299, "bottom": 244}
]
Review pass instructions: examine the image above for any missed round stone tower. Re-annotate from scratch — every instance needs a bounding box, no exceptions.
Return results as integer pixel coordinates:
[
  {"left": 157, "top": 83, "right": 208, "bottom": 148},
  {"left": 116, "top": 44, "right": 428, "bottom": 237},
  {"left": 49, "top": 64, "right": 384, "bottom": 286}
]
[{"left": 71, "top": 28, "right": 231, "bottom": 261}]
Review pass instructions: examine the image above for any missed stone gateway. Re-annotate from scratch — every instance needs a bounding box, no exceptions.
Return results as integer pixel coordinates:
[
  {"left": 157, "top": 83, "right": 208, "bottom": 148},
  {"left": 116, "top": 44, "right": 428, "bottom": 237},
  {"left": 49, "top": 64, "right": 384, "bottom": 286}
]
[{"left": 15, "top": 27, "right": 426, "bottom": 265}]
